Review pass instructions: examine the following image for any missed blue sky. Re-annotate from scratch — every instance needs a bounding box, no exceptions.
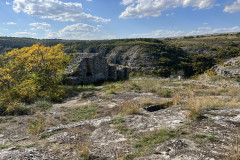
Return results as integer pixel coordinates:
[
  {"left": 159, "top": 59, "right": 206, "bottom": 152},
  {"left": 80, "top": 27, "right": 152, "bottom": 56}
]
[{"left": 0, "top": 0, "right": 240, "bottom": 40}]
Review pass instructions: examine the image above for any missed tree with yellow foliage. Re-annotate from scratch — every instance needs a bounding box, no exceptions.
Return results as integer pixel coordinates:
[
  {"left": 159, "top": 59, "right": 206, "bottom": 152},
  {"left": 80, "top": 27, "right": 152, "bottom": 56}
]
[{"left": 0, "top": 43, "right": 70, "bottom": 113}]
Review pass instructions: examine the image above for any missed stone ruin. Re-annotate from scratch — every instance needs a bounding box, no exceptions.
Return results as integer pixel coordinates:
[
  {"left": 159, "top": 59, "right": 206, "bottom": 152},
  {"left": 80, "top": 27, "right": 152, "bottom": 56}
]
[{"left": 64, "top": 53, "right": 130, "bottom": 85}]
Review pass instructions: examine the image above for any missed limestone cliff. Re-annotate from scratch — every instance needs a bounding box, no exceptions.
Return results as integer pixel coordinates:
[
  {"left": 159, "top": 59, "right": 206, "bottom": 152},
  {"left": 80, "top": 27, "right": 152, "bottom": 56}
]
[{"left": 213, "top": 56, "right": 240, "bottom": 77}]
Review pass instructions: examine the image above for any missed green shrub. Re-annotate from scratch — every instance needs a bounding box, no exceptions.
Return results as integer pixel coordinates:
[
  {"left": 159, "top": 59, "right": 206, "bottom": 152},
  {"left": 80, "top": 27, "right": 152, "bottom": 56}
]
[
  {"left": 0, "top": 105, "right": 7, "bottom": 116},
  {"left": 35, "top": 100, "right": 52, "bottom": 111},
  {"left": 130, "top": 82, "right": 142, "bottom": 91},
  {"left": 6, "top": 103, "right": 31, "bottom": 116}
]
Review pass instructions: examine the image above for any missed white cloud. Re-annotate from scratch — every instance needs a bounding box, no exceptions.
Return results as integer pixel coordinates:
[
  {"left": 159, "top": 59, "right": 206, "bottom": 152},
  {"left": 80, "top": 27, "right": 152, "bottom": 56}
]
[
  {"left": 131, "top": 29, "right": 184, "bottom": 38},
  {"left": 6, "top": 22, "right": 17, "bottom": 25},
  {"left": 166, "top": 12, "right": 175, "bottom": 17},
  {"left": 224, "top": 0, "right": 240, "bottom": 13},
  {"left": 121, "top": 0, "right": 134, "bottom": 5},
  {"left": 13, "top": 0, "right": 110, "bottom": 22},
  {"left": 46, "top": 23, "right": 115, "bottom": 40},
  {"left": 187, "top": 26, "right": 240, "bottom": 35},
  {"left": 129, "top": 26, "right": 240, "bottom": 39},
  {"left": 6, "top": 2, "right": 10, "bottom": 5},
  {"left": 120, "top": 0, "right": 216, "bottom": 18},
  {"left": 12, "top": 32, "right": 37, "bottom": 37},
  {"left": 30, "top": 22, "right": 51, "bottom": 30}
]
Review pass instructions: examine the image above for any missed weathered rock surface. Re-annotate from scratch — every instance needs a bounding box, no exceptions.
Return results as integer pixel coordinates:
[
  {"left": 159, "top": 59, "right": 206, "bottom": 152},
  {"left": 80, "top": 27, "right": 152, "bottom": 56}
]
[
  {"left": 213, "top": 56, "right": 240, "bottom": 78},
  {"left": 205, "top": 108, "right": 240, "bottom": 128},
  {"left": 84, "top": 45, "right": 152, "bottom": 67},
  {"left": 1, "top": 79, "right": 240, "bottom": 159},
  {"left": 0, "top": 147, "right": 60, "bottom": 160}
]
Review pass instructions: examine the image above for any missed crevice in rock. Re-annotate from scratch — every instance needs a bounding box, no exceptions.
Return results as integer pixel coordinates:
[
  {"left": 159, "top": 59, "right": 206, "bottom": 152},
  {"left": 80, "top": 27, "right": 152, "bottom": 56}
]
[{"left": 143, "top": 105, "right": 166, "bottom": 112}]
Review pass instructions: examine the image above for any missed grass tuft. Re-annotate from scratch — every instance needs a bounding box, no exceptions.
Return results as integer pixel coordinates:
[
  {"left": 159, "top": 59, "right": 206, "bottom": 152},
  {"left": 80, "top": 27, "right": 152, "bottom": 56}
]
[
  {"left": 28, "top": 115, "right": 46, "bottom": 135},
  {"left": 35, "top": 100, "right": 52, "bottom": 111},
  {"left": 76, "top": 143, "right": 90, "bottom": 160},
  {"left": 70, "top": 104, "right": 100, "bottom": 122},
  {"left": 121, "top": 101, "right": 140, "bottom": 115}
]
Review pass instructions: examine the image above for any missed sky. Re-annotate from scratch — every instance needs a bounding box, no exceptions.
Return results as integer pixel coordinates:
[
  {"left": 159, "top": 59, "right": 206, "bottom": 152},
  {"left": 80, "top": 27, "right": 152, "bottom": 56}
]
[{"left": 0, "top": 0, "right": 240, "bottom": 40}]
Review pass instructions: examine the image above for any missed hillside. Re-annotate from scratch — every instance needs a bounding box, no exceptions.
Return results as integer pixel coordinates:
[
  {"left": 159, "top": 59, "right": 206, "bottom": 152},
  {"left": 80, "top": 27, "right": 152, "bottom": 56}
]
[
  {"left": 165, "top": 32, "right": 240, "bottom": 57},
  {"left": 0, "top": 33, "right": 240, "bottom": 77}
]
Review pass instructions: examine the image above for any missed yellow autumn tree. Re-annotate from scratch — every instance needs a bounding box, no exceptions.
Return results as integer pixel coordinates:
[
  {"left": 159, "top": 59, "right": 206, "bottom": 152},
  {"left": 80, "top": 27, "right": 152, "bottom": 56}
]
[{"left": 0, "top": 43, "right": 70, "bottom": 107}]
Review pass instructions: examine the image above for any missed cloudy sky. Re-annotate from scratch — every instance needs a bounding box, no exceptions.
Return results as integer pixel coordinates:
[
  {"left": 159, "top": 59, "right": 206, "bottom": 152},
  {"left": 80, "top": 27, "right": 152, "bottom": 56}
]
[{"left": 1, "top": 0, "right": 240, "bottom": 40}]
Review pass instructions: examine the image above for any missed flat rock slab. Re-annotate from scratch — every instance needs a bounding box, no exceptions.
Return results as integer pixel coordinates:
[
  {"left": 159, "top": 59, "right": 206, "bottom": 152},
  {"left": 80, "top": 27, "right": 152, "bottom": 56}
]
[
  {"left": 46, "top": 116, "right": 112, "bottom": 133},
  {"left": 124, "top": 107, "right": 186, "bottom": 133},
  {"left": 90, "top": 127, "right": 132, "bottom": 159},
  {"left": 45, "top": 107, "right": 187, "bottom": 159},
  {"left": 136, "top": 139, "right": 225, "bottom": 160},
  {"left": 0, "top": 147, "right": 60, "bottom": 160},
  {"left": 205, "top": 108, "right": 240, "bottom": 128},
  {"left": 88, "top": 107, "right": 187, "bottom": 159}
]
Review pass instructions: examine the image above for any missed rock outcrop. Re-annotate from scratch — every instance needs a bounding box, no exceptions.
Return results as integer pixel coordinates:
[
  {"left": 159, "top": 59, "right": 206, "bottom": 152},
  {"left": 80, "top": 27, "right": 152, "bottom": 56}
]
[
  {"left": 64, "top": 53, "right": 130, "bottom": 85},
  {"left": 213, "top": 56, "right": 240, "bottom": 78}
]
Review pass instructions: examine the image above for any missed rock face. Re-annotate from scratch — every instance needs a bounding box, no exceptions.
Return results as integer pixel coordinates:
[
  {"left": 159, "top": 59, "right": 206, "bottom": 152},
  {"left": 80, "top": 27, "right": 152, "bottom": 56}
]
[
  {"left": 213, "top": 56, "right": 240, "bottom": 78},
  {"left": 65, "top": 53, "right": 130, "bottom": 85}
]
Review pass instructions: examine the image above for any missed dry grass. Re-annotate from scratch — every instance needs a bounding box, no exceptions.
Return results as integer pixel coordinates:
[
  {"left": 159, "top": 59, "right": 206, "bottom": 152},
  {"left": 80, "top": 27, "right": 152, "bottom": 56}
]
[
  {"left": 227, "top": 98, "right": 240, "bottom": 108},
  {"left": 229, "top": 133, "right": 240, "bottom": 160},
  {"left": 184, "top": 95, "right": 226, "bottom": 120},
  {"left": 225, "top": 86, "right": 240, "bottom": 97},
  {"left": 172, "top": 92, "right": 184, "bottom": 106},
  {"left": 76, "top": 143, "right": 90, "bottom": 160},
  {"left": 121, "top": 101, "right": 140, "bottom": 115},
  {"left": 131, "top": 79, "right": 160, "bottom": 92}
]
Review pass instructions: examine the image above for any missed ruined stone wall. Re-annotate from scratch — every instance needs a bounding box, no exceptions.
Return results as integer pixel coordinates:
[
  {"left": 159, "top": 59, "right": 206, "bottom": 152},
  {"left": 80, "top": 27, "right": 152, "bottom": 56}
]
[
  {"left": 108, "top": 65, "right": 117, "bottom": 81},
  {"left": 65, "top": 53, "right": 130, "bottom": 85},
  {"left": 92, "top": 55, "right": 109, "bottom": 82}
]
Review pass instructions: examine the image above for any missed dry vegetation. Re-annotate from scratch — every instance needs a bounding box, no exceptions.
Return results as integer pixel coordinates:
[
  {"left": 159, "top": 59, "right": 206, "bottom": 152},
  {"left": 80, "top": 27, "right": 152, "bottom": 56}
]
[{"left": 1, "top": 75, "right": 240, "bottom": 159}]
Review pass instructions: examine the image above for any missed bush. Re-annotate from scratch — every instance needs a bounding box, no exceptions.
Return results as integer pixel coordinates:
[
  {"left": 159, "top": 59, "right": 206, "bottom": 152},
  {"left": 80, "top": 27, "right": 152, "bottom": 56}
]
[
  {"left": 6, "top": 102, "right": 31, "bottom": 116},
  {"left": 0, "top": 43, "right": 70, "bottom": 105},
  {"left": 0, "top": 105, "right": 7, "bottom": 116}
]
